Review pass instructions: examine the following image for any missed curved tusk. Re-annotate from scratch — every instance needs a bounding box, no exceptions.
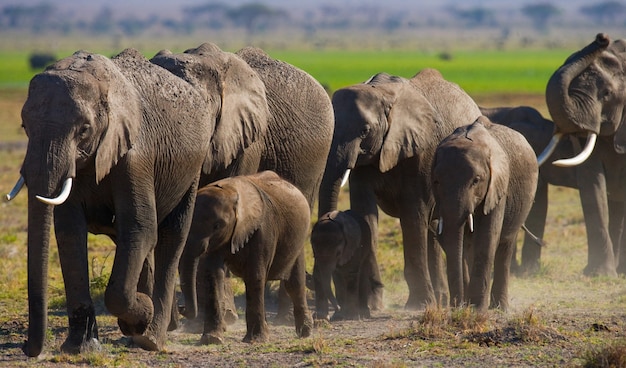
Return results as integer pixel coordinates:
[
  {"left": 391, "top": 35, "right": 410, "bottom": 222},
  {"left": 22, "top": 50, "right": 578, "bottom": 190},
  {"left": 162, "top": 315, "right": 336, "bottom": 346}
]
[
  {"left": 552, "top": 133, "right": 597, "bottom": 167},
  {"left": 340, "top": 169, "right": 351, "bottom": 187},
  {"left": 536, "top": 133, "right": 562, "bottom": 166},
  {"left": 36, "top": 178, "right": 73, "bottom": 205},
  {"left": 5, "top": 176, "right": 25, "bottom": 202},
  {"left": 468, "top": 213, "right": 474, "bottom": 233},
  {"left": 437, "top": 217, "right": 443, "bottom": 235}
]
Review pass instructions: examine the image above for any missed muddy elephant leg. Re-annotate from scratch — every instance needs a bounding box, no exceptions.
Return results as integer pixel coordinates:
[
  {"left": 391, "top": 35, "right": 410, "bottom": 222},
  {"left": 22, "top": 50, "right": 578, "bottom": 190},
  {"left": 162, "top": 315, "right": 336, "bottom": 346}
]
[
  {"left": 520, "top": 179, "right": 548, "bottom": 274},
  {"left": 283, "top": 252, "right": 313, "bottom": 338},
  {"left": 273, "top": 282, "right": 294, "bottom": 325},
  {"left": 200, "top": 257, "right": 227, "bottom": 345},
  {"left": 55, "top": 205, "right": 100, "bottom": 354},
  {"left": 132, "top": 183, "right": 198, "bottom": 351},
  {"left": 577, "top": 161, "right": 617, "bottom": 276},
  {"left": 609, "top": 199, "right": 624, "bottom": 272}
]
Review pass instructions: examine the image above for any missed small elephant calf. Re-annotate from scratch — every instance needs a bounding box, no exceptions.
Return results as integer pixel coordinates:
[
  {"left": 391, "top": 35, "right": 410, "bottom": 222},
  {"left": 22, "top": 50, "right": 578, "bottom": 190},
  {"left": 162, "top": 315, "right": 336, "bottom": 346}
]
[
  {"left": 178, "top": 171, "right": 313, "bottom": 344},
  {"left": 311, "top": 210, "right": 373, "bottom": 321}
]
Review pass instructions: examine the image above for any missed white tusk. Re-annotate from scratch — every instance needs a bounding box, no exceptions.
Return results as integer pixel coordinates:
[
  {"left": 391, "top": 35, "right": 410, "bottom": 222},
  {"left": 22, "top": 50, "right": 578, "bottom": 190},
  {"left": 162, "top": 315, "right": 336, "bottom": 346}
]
[
  {"left": 36, "top": 178, "right": 73, "bottom": 205},
  {"left": 340, "top": 169, "right": 351, "bottom": 187},
  {"left": 437, "top": 217, "right": 443, "bottom": 235},
  {"left": 468, "top": 213, "right": 474, "bottom": 233},
  {"left": 552, "top": 133, "right": 597, "bottom": 167},
  {"left": 536, "top": 133, "right": 562, "bottom": 166},
  {"left": 5, "top": 176, "right": 25, "bottom": 202}
]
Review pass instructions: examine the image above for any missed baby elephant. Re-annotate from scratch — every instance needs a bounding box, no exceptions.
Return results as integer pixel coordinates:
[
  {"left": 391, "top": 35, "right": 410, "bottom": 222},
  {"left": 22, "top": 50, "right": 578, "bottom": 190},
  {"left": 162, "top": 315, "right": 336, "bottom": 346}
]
[
  {"left": 311, "top": 210, "right": 372, "bottom": 321},
  {"left": 432, "top": 116, "right": 538, "bottom": 311},
  {"left": 178, "top": 171, "right": 313, "bottom": 344}
]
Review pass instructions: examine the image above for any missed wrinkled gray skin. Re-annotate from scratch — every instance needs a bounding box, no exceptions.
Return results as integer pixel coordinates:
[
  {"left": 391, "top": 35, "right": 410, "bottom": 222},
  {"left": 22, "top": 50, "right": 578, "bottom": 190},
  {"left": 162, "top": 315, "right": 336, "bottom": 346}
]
[
  {"left": 319, "top": 69, "right": 482, "bottom": 309},
  {"left": 151, "top": 44, "right": 334, "bottom": 328},
  {"left": 13, "top": 47, "right": 270, "bottom": 356},
  {"left": 311, "top": 210, "right": 371, "bottom": 321},
  {"left": 481, "top": 105, "right": 625, "bottom": 275},
  {"left": 544, "top": 33, "right": 626, "bottom": 276},
  {"left": 179, "top": 171, "right": 313, "bottom": 344},
  {"left": 432, "top": 117, "right": 538, "bottom": 311}
]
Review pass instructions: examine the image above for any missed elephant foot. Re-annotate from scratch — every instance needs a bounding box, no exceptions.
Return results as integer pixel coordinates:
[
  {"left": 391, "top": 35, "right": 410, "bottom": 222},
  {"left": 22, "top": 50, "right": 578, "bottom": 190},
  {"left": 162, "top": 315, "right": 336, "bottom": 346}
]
[
  {"left": 60, "top": 338, "right": 101, "bottom": 355},
  {"left": 296, "top": 319, "right": 313, "bottom": 338},
  {"left": 200, "top": 333, "right": 223, "bottom": 345},
  {"left": 583, "top": 263, "right": 618, "bottom": 277},
  {"left": 131, "top": 333, "right": 161, "bottom": 351},
  {"left": 116, "top": 293, "right": 154, "bottom": 337},
  {"left": 243, "top": 331, "right": 269, "bottom": 343},
  {"left": 368, "top": 287, "right": 384, "bottom": 311}
]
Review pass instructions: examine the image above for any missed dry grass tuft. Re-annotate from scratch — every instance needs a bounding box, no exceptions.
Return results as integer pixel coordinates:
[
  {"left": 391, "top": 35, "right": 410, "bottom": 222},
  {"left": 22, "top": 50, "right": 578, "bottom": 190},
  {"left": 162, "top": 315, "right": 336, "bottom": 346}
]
[{"left": 581, "top": 340, "right": 626, "bottom": 368}]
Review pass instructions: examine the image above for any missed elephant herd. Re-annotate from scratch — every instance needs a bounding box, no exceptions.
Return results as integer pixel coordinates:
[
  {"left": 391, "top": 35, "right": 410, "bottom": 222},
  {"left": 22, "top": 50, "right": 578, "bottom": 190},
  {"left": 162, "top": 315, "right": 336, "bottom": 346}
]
[{"left": 5, "top": 32, "right": 626, "bottom": 357}]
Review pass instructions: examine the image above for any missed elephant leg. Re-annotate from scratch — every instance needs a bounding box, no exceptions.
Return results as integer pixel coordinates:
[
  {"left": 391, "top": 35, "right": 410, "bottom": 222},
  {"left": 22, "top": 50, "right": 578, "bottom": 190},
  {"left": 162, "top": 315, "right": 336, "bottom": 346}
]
[
  {"left": 608, "top": 199, "right": 624, "bottom": 271},
  {"left": 400, "top": 215, "right": 436, "bottom": 309},
  {"left": 200, "top": 257, "right": 227, "bottom": 345},
  {"left": 490, "top": 237, "right": 515, "bottom": 311},
  {"left": 577, "top": 163, "right": 617, "bottom": 276},
  {"left": 273, "top": 283, "right": 294, "bottom": 326},
  {"left": 132, "top": 183, "right": 198, "bottom": 351},
  {"left": 428, "top": 234, "right": 449, "bottom": 307},
  {"left": 222, "top": 270, "right": 239, "bottom": 325},
  {"left": 55, "top": 206, "right": 100, "bottom": 354},
  {"left": 283, "top": 252, "right": 313, "bottom": 338},
  {"left": 468, "top": 212, "right": 503, "bottom": 311},
  {"left": 520, "top": 180, "right": 548, "bottom": 275},
  {"left": 243, "top": 271, "right": 269, "bottom": 343}
]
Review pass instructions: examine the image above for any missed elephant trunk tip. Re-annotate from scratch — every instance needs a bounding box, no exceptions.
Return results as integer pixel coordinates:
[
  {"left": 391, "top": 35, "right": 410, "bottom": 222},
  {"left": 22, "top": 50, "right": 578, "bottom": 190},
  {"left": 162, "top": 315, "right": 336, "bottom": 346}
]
[{"left": 596, "top": 33, "right": 610, "bottom": 47}]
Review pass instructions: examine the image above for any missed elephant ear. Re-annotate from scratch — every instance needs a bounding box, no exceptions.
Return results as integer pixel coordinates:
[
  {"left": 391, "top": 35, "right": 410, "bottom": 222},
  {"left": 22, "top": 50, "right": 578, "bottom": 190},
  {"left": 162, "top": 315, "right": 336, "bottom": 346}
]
[
  {"left": 230, "top": 177, "right": 265, "bottom": 254},
  {"left": 201, "top": 48, "right": 270, "bottom": 173},
  {"left": 479, "top": 120, "right": 510, "bottom": 214},
  {"left": 84, "top": 52, "right": 141, "bottom": 184},
  {"left": 379, "top": 82, "right": 439, "bottom": 173}
]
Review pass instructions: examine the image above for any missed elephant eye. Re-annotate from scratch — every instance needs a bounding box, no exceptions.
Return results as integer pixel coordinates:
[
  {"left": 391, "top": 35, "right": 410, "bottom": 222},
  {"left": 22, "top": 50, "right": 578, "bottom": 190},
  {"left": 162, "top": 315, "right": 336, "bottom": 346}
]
[
  {"left": 78, "top": 123, "right": 91, "bottom": 139},
  {"left": 360, "top": 125, "right": 371, "bottom": 138},
  {"left": 472, "top": 176, "right": 481, "bottom": 186}
]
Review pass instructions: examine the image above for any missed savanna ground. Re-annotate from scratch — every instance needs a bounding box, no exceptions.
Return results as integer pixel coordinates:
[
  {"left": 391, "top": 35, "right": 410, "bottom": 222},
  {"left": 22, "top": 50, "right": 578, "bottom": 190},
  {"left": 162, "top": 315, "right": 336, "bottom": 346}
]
[{"left": 0, "top": 81, "right": 625, "bottom": 366}]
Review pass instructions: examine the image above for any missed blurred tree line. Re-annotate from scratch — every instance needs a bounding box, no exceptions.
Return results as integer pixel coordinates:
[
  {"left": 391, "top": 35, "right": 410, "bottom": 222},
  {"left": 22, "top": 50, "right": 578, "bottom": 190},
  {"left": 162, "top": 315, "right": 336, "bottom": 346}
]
[{"left": 2, "top": 1, "right": 626, "bottom": 45}]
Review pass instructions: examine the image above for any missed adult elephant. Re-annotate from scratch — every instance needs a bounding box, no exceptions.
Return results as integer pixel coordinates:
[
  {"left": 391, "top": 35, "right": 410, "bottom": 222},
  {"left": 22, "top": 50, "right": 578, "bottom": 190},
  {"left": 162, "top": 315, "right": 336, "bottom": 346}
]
[
  {"left": 541, "top": 33, "right": 626, "bottom": 276},
  {"left": 481, "top": 105, "right": 625, "bottom": 274},
  {"left": 432, "top": 117, "right": 538, "bottom": 311},
  {"left": 6, "top": 47, "right": 272, "bottom": 357},
  {"left": 151, "top": 44, "right": 334, "bottom": 325},
  {"left": 318, "top": 69, "right": 482, "bottom": 309}
]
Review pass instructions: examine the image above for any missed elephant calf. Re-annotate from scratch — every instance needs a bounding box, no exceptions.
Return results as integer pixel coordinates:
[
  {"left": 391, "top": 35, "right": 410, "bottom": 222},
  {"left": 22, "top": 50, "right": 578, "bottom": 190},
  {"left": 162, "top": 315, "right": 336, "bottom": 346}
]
[
  {"left": 311, "top": 210, "right": 373, "bottom": 321},
  {"left": 432, "top": 116, "right": 538, "bottom": 311},
  {"left": 178, "top": 171, "right": 313, "bottom": 344}
]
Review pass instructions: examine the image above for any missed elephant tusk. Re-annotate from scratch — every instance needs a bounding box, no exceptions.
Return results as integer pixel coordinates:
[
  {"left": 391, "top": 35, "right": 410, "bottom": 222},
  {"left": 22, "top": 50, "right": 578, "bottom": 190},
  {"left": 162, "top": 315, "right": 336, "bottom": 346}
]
[
  {"left": 468, "top": 213, "right": 474, "bottom": 233},
  {"left": 437, "top": 217, "right": 443, "bottom": 235},
  {"left": 536, "top": 133, "right": 562, "bottom": 166},
  {"left": 340, "top": 169, "right": 351, "bottom": 187},
  {"left": 36, "top": 177, "right": 73, "bottom": 206},
  {"left": 5, "top": 176, "right": 25, "bottom": 202},
  {"left": 552, "top": 133, "right": 597, "bottom": 167}
]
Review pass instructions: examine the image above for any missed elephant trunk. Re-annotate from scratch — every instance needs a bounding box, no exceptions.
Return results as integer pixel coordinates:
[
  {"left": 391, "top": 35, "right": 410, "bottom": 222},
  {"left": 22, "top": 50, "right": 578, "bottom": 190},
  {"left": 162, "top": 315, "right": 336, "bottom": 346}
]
[
  {"left": 23, "top": 193, "right": 54, "bottom": 357},
  {"left": 179, "top": 245, "right": 200, "bottom": 319},
  {"left": 313, "top": 261, "right": 338, "bottom": 320},
  {"left": 441, "top": 223, "right": 465, "bottom": 308},
  {"left": 545, "top": 33, "right": 610, "bottom": 135},
  {"left": 318, "top": 143, "right": 357, "bottom": 216}
]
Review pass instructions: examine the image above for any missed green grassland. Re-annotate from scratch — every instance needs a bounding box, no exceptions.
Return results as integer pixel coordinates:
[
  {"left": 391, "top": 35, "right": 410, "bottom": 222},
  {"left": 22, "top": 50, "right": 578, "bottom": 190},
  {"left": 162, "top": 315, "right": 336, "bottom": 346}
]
[
  {"left": 0, "top": 48, "right": 570, "bottom": 96},
  {"left": 0, "top": 46, "right": 625, "bottom": 367}
]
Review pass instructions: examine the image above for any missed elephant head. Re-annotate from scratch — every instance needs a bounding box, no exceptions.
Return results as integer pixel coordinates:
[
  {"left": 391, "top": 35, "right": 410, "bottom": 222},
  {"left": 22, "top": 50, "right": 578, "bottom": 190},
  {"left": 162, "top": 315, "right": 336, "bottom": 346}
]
[
  {"left": 318, "top": 72, "right": 438, "bottom": 214},
  {"left": 310, "top": 210, "right": 361, "bottom": 320},
  {"left": 179, "top": 176, "right": 264, "bottom": 319},
  {"left": 431, "top": 117, "right": 509, "bottom": 305},
  {"left": 9, "top": 51, "right": 142, "bottom": 356},
  {"left": 541, "top": 33, "right": 626, "bottom": 166}
]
